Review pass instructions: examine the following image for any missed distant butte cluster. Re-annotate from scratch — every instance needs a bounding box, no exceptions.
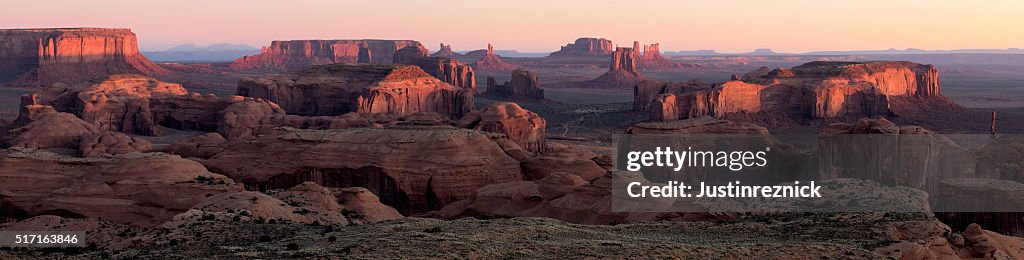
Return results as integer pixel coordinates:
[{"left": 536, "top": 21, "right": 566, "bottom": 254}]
[
  {"left": 0, "top": 28, "right": 168, "bottom": 87},
  {"left": 471, "top": 44, "right": 517, "bottom": 71},
  {"left": 549, "top": 38, "right": 615, "bottom": 56}
]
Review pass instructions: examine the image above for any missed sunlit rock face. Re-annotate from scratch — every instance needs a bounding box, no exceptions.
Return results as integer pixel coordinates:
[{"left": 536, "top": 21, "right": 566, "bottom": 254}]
[
  {"left": 638, "top": 61, "right": 959, "bottom": 123},
  {"left": 0, "top": 28, "right": 168, "bottom": 87}
]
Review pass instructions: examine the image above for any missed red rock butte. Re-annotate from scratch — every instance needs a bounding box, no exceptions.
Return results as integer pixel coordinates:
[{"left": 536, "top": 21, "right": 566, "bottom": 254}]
[
  {"left": 0, "top": 28, "right": 168, "bottom": 87},
  {"left": 229, "top": 39, "right": 424, "bottom": 71}
]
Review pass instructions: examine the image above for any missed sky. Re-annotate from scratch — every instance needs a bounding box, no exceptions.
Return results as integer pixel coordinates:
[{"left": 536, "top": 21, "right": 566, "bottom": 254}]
[{"left": 2, "top": 0, "right": 1022, "bottom": 53}]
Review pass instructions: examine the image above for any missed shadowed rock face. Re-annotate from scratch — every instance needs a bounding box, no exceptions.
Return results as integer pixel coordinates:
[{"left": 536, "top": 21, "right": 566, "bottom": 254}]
[
  {"left": 394, "top": 45, "right": 477, "bottom": 92},
  {"left": 0, "top": 28, "right": 168, "bottom": 87},
  {"left": 549, "top": 38, "right": 614, "bottom": 57},
  {"left": 201, "top": 126, "right": 523, "bottom": 214},
  {"left": 639, "top": 61, "right": 960, "bottom": 123},
  {"left": 484, "top": 68, "right": 545, "bottom": 101},
  {"left": 0, "top": 148, "right": 242, "bottom": 226},
  {"left": 229, "top": 39, "right": 423, "bottom": 71},
  {"left": 237, "top": 63, "right": 474, "bottom": 119},
  {"left": 586, "top": 47, "right": 645, "bottom": 89}
]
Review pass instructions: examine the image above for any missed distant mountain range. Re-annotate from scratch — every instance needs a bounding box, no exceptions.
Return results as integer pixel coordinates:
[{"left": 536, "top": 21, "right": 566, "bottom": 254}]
[
  {"left": 143, "top": 43, "right": 261, "bottom": 62},
  {"left": 664, "top": 48, "right": 1024, "bottom": 56}
]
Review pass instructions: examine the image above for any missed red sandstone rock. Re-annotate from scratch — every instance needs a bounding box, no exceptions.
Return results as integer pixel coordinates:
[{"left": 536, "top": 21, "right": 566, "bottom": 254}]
[
  {"left": 190, "top": 182, "right": 401, "bottom": 225},
  {"left": 23, "top": 74, "right": 234, "bottom": 135},
  {"left": 483, "top": 68, "right": 546, "bottom": 101},
  {"left": 394, "top": 46, "right": 477, "bottom": 92},
  {"left": 236, "top": 63, "right": 474, "bottom": 119},
  {"left": 471, "top": 44, "right": 517, "bottom": 71},
  {"left": 0, "top": 28, "right": 168, "bottom": 87},
  {"left": 229, "top": 40, "right": 423, "bottom": 71},
  {"left": 0, "top": 148, "right": 241, "bottom": 226},
  {"left": 520, "top": 143, "right": 608, "bottom": 181},
  {"left": 633, "top": 41, "right": 686, "bottom": 70},
  {"left": 585, "top": 47, "right": 645, "bottom": 89},
  {"left": 549, "top": 38, "right": 614, "bottom": 57},
  {"left": 458, "top": 102, "right": 547, "bottom": 154},
  {"left": 430, "top": 43, "right": 461, "bottom": 58},
  {"left": 2, "top": 112, "right": 98, "bottom": 149},
  {"left": 163, "top": 133, "right": 227, "bottom": 159},
  {"left": 640, "top": 61, "right": 960, "bottom": 122},
  {"left": 626, "top": 117, "right": 769, "bottom": 135},
  {"left": 200, "top": 125, "right": 523, "bottom": 214},
  {"left": 79, "top": 131, "right": 153, "bottom": 157}
]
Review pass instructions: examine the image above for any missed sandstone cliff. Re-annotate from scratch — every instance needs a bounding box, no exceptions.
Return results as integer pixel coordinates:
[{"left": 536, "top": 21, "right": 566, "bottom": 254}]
[
  {"left": 229, "top": 39, "right": 423, "bottom": 71},
  {"left": 548, "top": 38, "right": 614, "bottom": 57},
  {"left": 0, "top": 28, "right": 168, "bottom": 87},
  {"left": 639, "top": 61, "right": 959, "bottom": 123},
  {"left": 237, "top": 63, "right": 474, "bottom": 118},
  {"left": 457, "top": 102, "right": 547, "bottom": 154},
  {"left": 394, "top": 45, "right": 477, "bottom": 92}
]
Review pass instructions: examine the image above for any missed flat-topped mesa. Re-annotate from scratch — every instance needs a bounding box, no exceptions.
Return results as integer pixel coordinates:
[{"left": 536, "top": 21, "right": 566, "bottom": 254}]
[
  {"left": 431, "top": 43, "right": 461, "bottom": 58},
  {"left": 548, "top": 38, "right": 614, "bottom": 57},
  {"left": 237, "top": 63, "right": 474, "bottom": 118},
  {"left": 229, "top": 39, "right": 423, "bottom": 71},
  {"left": 637, "top": 61, "right": 959, "bottom": 123},
  {"left": 471, "top": 44, "right": 517, "bottom": 71},
  {"left": 484, "top": 68, "right": 545, "bottom": 101},
  {"left": 584, "top": 47, "right": 645, "bottom": 88},
  {"left": 0, "top": 28, "right": 168, "bottom": 87},
  {"left": 394, "top": 45, "right": 477, "bottom": 93}
]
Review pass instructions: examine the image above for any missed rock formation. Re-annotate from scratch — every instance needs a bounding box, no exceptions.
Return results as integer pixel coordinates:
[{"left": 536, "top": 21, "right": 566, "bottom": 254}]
[
  {"left": 237, "top": 63, "right": 474, "bottom": 118},
  {"left": 639, "top": 61, "right": 960, "bottom": 123},
  {"left": 633, "top": 41, "right": 684, "bottom": 70},
  {"left": 190, "top": 182, "right": 401, "bottom": 225},
  {"left": 2, "top": 112, "right": 98, "bottom": 149},
  {"left": 394, "top": 45, "right": 477, "bottom": 92},
  {"left": 471, "top": 44, "right": 516, "bottom": 71},
  {"left": 200, "top": 125, "right": 523, "bottom": 214},
  {"left": 585, "top": 47, "right": 645, "bottom": 88},
  {"left": 163, "top": 133, "right": 227, "bottom": 159},
  {"left": 0, "top": 28, "right": 168, "bottom": 87},
  {"left": 0, "top": 148, "right": 241, "bottom": 226},
  {"left": 483, "top": 68, "right": 546, "bottom": 101},
  {"left": 430, "top": 43, "right": 460, "bottom": 58},
  {"left": 457, "top": 102, "right": 547, "bottom": 153},
  {"left": 78, "top": 131, "right": 153, "bottom": 157},
  {"left": 549, "top": 38, "right": 614, "bottom": 57},
  {"left": 229, "top": 40, "right": 423, "bottom": 71},
  {"left": 20, "top": 74, "right": 234, "bottom": 135},
  {"left": 626, "top": 117, "right": 768, "bottom": 135}
]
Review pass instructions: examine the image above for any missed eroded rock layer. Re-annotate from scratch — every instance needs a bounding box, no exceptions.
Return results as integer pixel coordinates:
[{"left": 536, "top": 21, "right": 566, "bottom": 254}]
[
  {"left": 585, "top": 47, "right": 645, "bottom": 88},
  {"left": 394, "top": 45, "right": 477, "bottom": 92},
  {"left": 639, "top": 61, "right": 959, "bottom": 122},
  {"left": 229, "top": 39, "right": 423, "bottom": 71},
  {"left": 201, "top": 126, "right": 523, "bottom": 214},
  {"left": 237, "top": 63, "right": 473, "bottom": 118},
  {"left": 0, "top": 28, "right": 168, "bottom": 87}
]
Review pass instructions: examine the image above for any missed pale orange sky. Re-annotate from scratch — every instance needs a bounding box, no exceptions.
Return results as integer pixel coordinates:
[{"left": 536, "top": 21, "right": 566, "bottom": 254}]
[{"left": 2, "top": 0, "right": 1021, "bottom": 53}]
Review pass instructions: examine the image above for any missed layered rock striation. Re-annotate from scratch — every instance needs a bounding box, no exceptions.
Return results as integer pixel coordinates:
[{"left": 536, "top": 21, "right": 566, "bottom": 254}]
[
  {"left": 229, "top": 40, "right": 423, "bottom": 71},
  {"left": 0, "top": 28, "right": 168, "bottom": 87},
  {"left": 237, "top": 63, "right": 474, "bottom": 118}
]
